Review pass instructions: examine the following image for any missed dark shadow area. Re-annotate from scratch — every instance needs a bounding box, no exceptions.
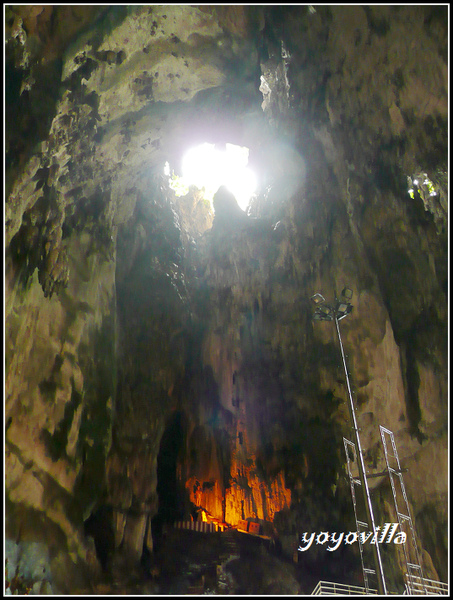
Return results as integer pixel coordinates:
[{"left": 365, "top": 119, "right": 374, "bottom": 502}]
[
  {"left": 151, "top": 411, "right": 186, "bottom": 551},
  {"left": 84, "top": 505, "right": 115, "bottom": 572}
]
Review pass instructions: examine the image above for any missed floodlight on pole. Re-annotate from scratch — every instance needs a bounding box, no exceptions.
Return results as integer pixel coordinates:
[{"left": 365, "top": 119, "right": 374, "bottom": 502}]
[
  {"left": 311, "top": 292, "right": 326, "bottom": 306},
  {"left": 310, "top": 288, "right": 387, "bottom": 596}
]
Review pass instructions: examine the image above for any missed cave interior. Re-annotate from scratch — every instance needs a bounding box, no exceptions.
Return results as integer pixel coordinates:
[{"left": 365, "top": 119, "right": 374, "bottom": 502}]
[{"left": 4, "top": 5, "right": 448, "bottom": 596}]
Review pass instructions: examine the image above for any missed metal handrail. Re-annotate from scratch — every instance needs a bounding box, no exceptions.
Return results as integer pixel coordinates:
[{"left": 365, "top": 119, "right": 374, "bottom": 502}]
[
  {"left": 311, "top": 581, "right": 378, "bottom": 595},
  {"left": 311, "top": 577, "right": 448, "bottom": 596},
  {"left": 405, "top": 574, "right": 449, "bottom": 595}
]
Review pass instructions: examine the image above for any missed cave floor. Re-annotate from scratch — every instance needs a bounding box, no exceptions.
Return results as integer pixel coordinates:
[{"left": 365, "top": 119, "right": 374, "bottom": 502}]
[{"left": 78, "top": 528, "right": 304, "bottom": 594}]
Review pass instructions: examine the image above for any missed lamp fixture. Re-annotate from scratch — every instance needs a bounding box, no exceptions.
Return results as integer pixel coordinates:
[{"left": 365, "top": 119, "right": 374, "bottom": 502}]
[
  {"left": 341, "top": 287, "right": 353, "bottom": 301},
  {"left": 319, "top": 304, "right": 332, "bottom": 316},
  {"left": 336, "top": 302, "right": 353, "bottom": 320},
  {"left": 310, "top": 292, "right": 326, "bottom": 306},
  {"left": 311, "top": 288, "right": 353, "bottom": 322}
]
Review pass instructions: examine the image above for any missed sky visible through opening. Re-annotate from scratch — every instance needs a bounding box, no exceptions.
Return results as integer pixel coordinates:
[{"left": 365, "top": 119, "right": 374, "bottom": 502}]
[{"left": 166, "top": 143, "right": 257, "bottom": 211}]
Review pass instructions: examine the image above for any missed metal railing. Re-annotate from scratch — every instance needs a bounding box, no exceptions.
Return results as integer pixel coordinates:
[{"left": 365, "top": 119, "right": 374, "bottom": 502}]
[
  {"left": 404, "top": 574, "right": 449, "bottom": 595},
  {"left": 311, "top": 581, "right": 378, "bottom": 595},
  {"left": 311, "top": 577, "right": 448, "bottom": 596}
]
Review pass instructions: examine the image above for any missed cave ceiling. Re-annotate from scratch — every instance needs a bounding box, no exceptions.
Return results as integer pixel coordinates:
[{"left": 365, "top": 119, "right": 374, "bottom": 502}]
[{"left": 4, "top": 5, "right": 448, "bottom": 595}]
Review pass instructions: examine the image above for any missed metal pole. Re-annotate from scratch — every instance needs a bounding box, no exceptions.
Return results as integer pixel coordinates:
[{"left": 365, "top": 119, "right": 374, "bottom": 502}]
[{"left": 334, "top": 314, "right": 387, "bottom": 596}]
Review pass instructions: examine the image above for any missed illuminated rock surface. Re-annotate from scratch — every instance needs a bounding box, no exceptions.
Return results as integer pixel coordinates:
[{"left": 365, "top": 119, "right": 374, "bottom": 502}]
[{"left": 5, "top": 5, "right": 447, "bottom": 594}]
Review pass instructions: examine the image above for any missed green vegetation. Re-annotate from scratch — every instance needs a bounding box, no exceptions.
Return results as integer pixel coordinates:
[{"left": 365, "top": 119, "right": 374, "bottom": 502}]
[
  {"left": 169, "top": 172, "right": 190, "bottom": 197},
  {"left": 168, "top": 171, "right": 214, "bottom": 206},
  {"left": 407, "top": 172, "right": 437, "bottom": 200}
]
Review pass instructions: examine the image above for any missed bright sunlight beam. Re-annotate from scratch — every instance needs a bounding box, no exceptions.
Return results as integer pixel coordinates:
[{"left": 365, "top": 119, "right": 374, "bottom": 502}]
[{"left": 179, "top": 143, "right": 257, "bottom": 211}]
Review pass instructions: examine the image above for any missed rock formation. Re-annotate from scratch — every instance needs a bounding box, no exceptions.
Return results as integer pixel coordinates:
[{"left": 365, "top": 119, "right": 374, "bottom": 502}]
[{"left": 5, "top": 5, "right": 447, "bottom": 594}]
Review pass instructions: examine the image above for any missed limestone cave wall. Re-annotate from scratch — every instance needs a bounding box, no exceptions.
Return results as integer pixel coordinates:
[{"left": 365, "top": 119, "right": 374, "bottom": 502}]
[{"left": 5, "top": 5, "right": 447, "bottom": 594}]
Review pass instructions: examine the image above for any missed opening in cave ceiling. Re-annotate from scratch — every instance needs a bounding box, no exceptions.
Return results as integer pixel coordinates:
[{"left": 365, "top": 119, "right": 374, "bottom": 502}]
[
  {"left": 4, "top": 3, "right": 448, "bottom": 594},
  {"left": 165, "top": 142, "right": 257, "bottom": 212}
]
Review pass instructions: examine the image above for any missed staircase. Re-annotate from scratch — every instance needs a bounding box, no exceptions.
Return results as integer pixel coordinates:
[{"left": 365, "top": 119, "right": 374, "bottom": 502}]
[
  {"left": 220, "top": 529, "right": 241, "bottom": 563},
  {"left": 216, "top": 529, "right": 241, "bottom": 592},
  {"left": 161, "top": 525, "right": 242, "bottom": 593}
]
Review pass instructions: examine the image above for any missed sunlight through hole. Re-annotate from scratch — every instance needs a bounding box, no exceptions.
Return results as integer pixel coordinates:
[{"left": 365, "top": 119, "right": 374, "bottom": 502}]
[{"left": 167, "top": 143, "right": 257, "bottom": 212}]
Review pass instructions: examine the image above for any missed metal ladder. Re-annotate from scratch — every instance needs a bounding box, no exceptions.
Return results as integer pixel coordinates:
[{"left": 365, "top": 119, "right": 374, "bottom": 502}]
[
  {"left": 379, "top": 426, "right": 427, "bottom": 595},
  {"left": 343, "top": 437, "right": 378, "bottom": 594}
]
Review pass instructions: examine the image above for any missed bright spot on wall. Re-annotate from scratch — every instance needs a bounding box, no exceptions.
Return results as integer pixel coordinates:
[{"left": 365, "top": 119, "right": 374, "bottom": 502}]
[
  {"left": 407, "top": 172, "right": 437, "bottom": 200},
  {"left": 170, "top": 143, "right": 257, "bottom": 211}
]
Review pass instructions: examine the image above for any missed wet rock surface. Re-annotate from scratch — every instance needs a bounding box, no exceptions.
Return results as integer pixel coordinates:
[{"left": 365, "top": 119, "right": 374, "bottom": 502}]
[{"left": 5, "top": 5, "right": 448, "bottom": 594}]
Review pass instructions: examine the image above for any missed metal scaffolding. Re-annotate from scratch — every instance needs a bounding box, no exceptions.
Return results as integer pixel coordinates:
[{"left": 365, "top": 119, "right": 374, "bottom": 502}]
[
  {"left": 343, "top": 437, "right": 380, "bottom": 594},
  {"left": 379, "top": 426, "right": 427, "bottom": 595}
]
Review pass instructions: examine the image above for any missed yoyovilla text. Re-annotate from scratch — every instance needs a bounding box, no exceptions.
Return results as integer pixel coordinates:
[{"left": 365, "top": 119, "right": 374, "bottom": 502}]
[{"left": 298, "top": 523, "right": 405, "bottom": 552}]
